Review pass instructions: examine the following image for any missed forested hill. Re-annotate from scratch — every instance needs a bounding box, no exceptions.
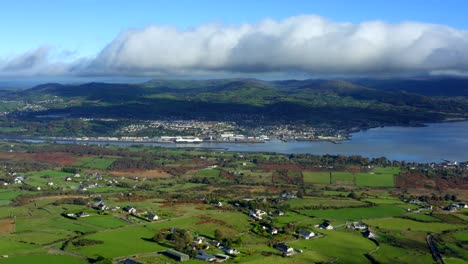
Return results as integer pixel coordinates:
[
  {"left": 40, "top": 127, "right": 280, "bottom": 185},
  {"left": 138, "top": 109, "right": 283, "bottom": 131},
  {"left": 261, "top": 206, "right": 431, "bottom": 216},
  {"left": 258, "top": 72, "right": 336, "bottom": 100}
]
[{"left": 7, "top": 78, "right": 468, "bottom": 129}]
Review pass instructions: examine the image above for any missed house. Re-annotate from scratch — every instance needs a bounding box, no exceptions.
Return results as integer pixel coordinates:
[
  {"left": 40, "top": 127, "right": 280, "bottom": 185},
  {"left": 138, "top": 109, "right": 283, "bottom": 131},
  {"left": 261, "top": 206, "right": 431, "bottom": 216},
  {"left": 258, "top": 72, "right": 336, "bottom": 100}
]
[
  {"left": 210, "top": 240, "right": 221, "bottom": 247},
  {"left": 147, "top": 213, "right": 159, "bottom": 221},
  {"left": 76, "top": 212, "right": 90, "bottom": 217},
  {"left": 444, "top": 205, "right": 458, "bottom": 212},
  {"left": 123, "top": 206, "right": 137, "bottom": 214},
  {"left": 269, "top": 228, "right": 278, "bottom": 235},
  {"left": 275, "top": 243, "right": 294, "bottom": 256},
  {"left": 164, "top": 249, "right": 190, "bottom": 262},
  {"left": 65, "top": 177, "right": 72, "bottom": 181},
  {"left": 36, "top": 186, "right": 41, "bottom": 191},
  {"left": 281, "top": 192, "right": 297, "bottom": 199},
  {"left": 363, "top": 230, "right": 377, "bottom": 239},
  {"left": 273, "top": 210, "right": 284, "bottom": 216},
  {"left": 319, "top": 222, "right": 334, "bottom": 230},
  {"left": 458, "top": 203, "right": 468, "bottom": 209},
  {"left": 195, "top": 250, "right": 216, "bottom": 262},
  {"left": 349, "top": 222, "right": 367, "bottom": 230},
  {"left": 14, "top": 176, "right": 24, "bottom": 184},
  {"left": 47, "top": 182, "right": 54, "bottom": 186},
  {"left": 97, "top": 203, "right": 108, "bottom": 211},
  {"left": 221, "top": 247, "right": 239, "bottom": 255},
  {"left": 193, "top": 237, "right": 205, "bottom": 245},
  {"left": 298, "top": 230, "right": 315, "bottom": 239}
]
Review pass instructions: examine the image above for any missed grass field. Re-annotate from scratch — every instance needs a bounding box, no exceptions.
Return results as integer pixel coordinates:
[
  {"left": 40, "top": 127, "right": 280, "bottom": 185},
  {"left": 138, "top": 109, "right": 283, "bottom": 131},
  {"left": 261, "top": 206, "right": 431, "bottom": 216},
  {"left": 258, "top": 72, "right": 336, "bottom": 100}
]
[
  {"left": 0, "top": 254, "right": 87, "bottom": 264},
  {"left": 354, "top": 173, "right": 394, "bottom": 187},
  {"left": 301, "top": 205, "right": 406, "bottom": 221},
  {"left": 73, "top": 157, "right": 115, "bottom": 169},
  {"left": 284, "top": 197, "right": 366, "bottom": 209},
  {"left": 372, "top": 167, "right": 400, "bottom": 174},
  {"left": 303, "top": 172, "right": 330, "bottom": 184},
  {"left": 289, "top": 230, "right": 376, "bottom": 264},
  {"left": 371, "top": 244, "right": 434, "bottom": 264},
  {"left": 364, "top": 218, "right": 465, "bottom": 232},
  {"left": 195, "top": 168, "right": 220, "bottom": 177}
]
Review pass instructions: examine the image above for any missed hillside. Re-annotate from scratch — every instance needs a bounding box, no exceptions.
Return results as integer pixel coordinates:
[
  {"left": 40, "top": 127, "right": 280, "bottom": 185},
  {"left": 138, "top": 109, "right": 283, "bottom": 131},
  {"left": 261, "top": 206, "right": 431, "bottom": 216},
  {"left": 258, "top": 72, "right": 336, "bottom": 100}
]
[{"left": 0, "top": 78, "right": 467, "bottom": 137}]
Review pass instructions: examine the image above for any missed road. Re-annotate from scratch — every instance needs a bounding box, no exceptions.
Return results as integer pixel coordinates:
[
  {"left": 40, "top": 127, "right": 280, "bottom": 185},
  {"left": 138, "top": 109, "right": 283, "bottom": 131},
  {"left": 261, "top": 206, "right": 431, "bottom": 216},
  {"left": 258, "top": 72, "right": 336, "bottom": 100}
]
[{"left": 427, "top": 234, "right": 444, "bottom": 264}]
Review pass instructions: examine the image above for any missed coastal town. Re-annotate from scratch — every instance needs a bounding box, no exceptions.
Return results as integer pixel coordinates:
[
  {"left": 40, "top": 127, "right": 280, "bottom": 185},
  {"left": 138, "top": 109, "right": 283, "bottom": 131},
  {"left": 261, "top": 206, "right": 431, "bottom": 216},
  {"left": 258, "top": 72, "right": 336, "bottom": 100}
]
[{"left": 42, "top": 119, "right": 347, "bottom": 144}]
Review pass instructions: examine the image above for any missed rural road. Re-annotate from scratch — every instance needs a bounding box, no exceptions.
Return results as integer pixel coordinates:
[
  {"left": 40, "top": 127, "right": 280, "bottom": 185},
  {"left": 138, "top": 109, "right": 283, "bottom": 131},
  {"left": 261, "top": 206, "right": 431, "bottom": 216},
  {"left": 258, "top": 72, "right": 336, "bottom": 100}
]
[{"left": 427, "top": 234, "right": 444, "bottom": 264}]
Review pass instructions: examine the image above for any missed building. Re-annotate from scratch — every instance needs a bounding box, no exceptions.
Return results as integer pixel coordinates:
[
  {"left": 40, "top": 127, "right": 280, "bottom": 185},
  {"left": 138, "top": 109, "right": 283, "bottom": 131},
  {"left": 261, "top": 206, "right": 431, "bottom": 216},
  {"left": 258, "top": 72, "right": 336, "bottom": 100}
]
[
  {"left": 298, "top": 230, "right": 315, "bottom": 239},
  {"left": 147, "top": 213, "right": 159, "bottom": 221},
  {"left": 319, "top": 222, "right": 334, "bottom": 230},
  {"left": 164, "top": 249, "right": 190, "bottom": 262},
  {"left": 195, "top": 250, "right": 216, "bottom": 262},
  {"left": 275, "top": 243, "right": 294, "bottom": 256},
  {"left": 123, "top": 206, "right": 137, "bottom": 214}
]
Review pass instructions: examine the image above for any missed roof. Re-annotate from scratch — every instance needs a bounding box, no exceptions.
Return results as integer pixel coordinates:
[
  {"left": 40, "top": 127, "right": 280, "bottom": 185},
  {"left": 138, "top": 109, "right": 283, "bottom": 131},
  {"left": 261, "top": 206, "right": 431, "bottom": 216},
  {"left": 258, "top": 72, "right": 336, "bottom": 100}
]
[
  {"left": 122, "top": 259, "right": 143, "bottom": 264},
  {"left": 165, "top": 249, "right": 190, "bottom": 260}
]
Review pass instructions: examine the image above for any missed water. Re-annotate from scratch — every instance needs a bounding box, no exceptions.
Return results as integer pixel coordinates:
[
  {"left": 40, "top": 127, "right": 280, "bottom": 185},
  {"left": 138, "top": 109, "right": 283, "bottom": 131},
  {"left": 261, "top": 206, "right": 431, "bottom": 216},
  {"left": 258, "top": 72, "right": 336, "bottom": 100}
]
[{"left": 6, "top": 121, "right": 468, "bottom": 163}]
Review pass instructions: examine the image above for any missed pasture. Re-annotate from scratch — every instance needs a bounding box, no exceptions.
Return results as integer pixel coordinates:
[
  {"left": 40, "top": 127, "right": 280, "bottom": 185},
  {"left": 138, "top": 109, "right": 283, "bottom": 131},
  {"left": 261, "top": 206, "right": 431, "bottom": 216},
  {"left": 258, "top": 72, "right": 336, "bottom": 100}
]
[{"left": 301, "top": 205, "right": 406, "bottom": 221}]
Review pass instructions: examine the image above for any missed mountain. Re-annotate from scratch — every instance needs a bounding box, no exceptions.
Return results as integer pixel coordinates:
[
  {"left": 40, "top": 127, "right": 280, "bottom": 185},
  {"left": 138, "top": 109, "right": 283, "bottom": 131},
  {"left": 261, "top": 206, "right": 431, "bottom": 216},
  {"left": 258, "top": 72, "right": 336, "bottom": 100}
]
[
  {"left": 354, "top": 77, "right": 468, "bottom": 97},
  {"left": 4, "top": 78, "right": 468, "bottom": 133}
]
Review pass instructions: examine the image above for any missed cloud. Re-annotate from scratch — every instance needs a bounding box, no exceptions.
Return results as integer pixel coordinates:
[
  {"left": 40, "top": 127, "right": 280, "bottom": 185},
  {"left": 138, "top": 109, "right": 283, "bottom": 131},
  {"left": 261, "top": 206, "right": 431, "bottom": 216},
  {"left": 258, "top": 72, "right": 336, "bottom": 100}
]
[{"left": 2, "top": 15, "right": 468, "bottom": 77}]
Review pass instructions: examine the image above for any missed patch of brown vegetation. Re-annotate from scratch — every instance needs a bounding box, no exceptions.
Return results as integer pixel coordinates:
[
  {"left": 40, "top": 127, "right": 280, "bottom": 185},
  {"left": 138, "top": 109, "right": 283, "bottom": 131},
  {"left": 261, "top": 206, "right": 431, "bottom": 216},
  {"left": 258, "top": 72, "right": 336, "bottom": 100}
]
[
  {"left": 109, "top": 169, "right": 172, "bottom": 178},
  {"left": 31, "top": 152, "right": 78, "bottom": 165},
  {"left": 195, "top": 215, "right": 227, "bottom": 225},
  {"left": 259, "top": 164, "right": 303, "bottom": 171},
  {"left": 396, "top": 172, "right": 468, "bottom": 191},
  {"left": 0, "top": 152, "right": 78, "bottom": 165},
  {"left": 0, "top": 219, "right": 15, "bottom": 234}
]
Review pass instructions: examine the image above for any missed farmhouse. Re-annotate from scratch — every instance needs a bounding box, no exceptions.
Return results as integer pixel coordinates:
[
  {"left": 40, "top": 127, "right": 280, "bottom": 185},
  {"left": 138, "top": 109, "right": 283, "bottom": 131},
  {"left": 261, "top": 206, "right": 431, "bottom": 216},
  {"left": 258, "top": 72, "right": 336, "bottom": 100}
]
[
  {"left": 319, "top": 222, "right": 334, "bottom": 230},
  {"left": 363, "top": 230, "right": 377, "bottom": 239},
  {"left": 123, "top": 206, "right": 137, "bottom": 214},
  {"left": 221, "top": 247, "right": 240, "bottom": 255},
  {"left": 147, "top": 213, "right": 159, "bottom": 221},
  {"left": 269, "top": 228, "right": 278, "bottom": 235},
  {"left": 275, "top": 243, "right": 294, "bottom": 256},
  {"left": 76, "top": 212, "right": 90, "bottom": 217},
  {"left": 164, "top": 249, "right": 190, "bottom": 262},
  {"left": 348, "top": 222, "right": 367, "bottom": 230},
  {"left": 298, "top": 230, "right": 315, "bottom": 239}
]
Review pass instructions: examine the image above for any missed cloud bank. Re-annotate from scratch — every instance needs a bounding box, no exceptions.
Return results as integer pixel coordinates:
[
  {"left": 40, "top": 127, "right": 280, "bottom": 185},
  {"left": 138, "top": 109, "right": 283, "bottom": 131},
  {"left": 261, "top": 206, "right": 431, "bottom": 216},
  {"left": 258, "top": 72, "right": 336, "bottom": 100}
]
[{"left": 2, "top": 15, "right": 468, "bottom": 77}]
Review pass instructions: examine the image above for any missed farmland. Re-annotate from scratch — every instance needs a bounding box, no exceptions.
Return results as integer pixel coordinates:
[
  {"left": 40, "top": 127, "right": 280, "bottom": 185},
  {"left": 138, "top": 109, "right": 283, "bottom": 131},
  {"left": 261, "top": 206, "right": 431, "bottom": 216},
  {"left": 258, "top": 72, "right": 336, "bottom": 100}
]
[{"left": 0, "top": 142, "right": 466, "bottom": 263}]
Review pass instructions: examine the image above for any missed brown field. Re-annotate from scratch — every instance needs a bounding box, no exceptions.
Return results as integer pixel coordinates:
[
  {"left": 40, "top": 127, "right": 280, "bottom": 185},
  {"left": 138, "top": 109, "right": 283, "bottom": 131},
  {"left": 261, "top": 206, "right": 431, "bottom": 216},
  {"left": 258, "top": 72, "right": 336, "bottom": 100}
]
[
  {"left": 109, "top": 169, "right": 172, "bottom": 178},
  {"left": 0, "top": 152, "right": 78, "bottom": 165},
  {"left": 0, "top": 219, "right": 15, "bottom": 234},
  {"left": 396, "top": 172, "right": 468, "bottom": 191}
]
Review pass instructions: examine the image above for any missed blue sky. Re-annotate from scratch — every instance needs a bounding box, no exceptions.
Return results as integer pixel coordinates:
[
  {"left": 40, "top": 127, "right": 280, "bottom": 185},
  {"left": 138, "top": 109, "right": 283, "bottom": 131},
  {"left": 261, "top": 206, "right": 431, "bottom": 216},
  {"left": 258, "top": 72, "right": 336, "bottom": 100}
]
[{"left": 1, "top": 0, "right": 468, "bottom": 79}]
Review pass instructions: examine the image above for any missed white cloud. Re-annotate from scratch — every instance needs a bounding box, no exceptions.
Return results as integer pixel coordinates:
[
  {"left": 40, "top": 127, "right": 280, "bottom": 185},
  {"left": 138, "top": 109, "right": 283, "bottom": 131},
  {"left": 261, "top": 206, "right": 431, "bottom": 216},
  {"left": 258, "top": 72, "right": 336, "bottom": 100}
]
[{"left": 2, "top": 15, "right": 468, "bottom": 77}]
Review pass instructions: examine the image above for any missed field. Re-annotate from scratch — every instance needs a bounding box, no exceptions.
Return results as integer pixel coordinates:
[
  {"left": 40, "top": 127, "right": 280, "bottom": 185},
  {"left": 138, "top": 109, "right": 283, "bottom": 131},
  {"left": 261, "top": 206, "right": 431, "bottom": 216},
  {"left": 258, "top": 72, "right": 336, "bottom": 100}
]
[
  {"left": 73, "top": 157, "right": 115, "bottom": 169},
  {"left": 0, "top": 255, "right": 87, "bottom": 264},
  {"left": 364, "top": 218, "right": 464, "bottom": 232},
  {"left": 303, "top": 170, "right": 395, "bottom": 187},
  {"left": 301, "top": 205, "right": 407, "bottom": 221},
  {"left": 0, "top": 142, "right": 466, "bottom": 263}
]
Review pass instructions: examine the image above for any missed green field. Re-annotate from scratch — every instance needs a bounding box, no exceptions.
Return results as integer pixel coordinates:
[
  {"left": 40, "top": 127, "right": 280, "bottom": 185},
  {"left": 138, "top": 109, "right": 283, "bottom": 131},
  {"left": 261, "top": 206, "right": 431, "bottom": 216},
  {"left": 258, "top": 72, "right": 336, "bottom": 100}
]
[
  {"left": 303, "top": 172, "right": 330, "bottom": 184},
  {"left": 354, "top": 173, "right": 394, "bottom": 187},
  {"left": 302, "top": 205, "right": 406, "bottom": 221},
  {"left": 195, "top": 168, "right": 220, "bottom": 177},
  {"left": 0, "top": 254, "right": 87, "bottom": 264},
  {"left": 364, "top": 218, "right": 464, "bottom": 232},
  {"left": 284, "top": 196, "right": 366, "bottom": 209},
  {"left": 73, "top": 157, "right": 115, "bottom": 169}
]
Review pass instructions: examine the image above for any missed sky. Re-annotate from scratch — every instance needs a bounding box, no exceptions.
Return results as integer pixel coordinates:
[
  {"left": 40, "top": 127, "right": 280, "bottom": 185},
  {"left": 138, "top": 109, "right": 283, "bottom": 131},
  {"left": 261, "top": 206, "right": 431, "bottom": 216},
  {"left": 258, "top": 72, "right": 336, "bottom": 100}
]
[{"left": 1, "top": 0, "right": 468, "bottom": 80}]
